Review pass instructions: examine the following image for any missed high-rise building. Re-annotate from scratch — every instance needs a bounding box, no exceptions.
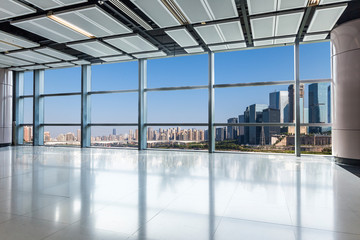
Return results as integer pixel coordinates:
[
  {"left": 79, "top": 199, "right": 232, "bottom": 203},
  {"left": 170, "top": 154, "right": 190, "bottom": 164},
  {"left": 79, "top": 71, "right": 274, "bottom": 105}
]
[
  {"left": 227, "top": 117, "right": 238, "bottom": 140},
  {"left": 77, "top": 129, "right": 81, "bottom": 142},
  {"left": 262, "top": 108, "right": 280, "bottom": 145},
  {"left": 65, "top": 132, "right": 75, "bottom": 141},
  {"left": 269, "top": 91, "right": 289, "bottom": 123},
  {"left": 238, "top": 115, "right": 245, "bottom": 144},
  {"left": 215, "top": 127, "right": 226, "bottom": 141},
  {"left": 113, "top": 128, "right": 116, "bottom": 136},
  {"left": 44, "top": 132, "right": 50, "bottom": 142},
  {"left": 244, "top": 104, "right": 268, "bottom": 145},
  {"left": 23, "top": 126, "right": 32, "bottom": 142},
  {"left": 309, "top": 83, "right": 330, "bottom": 133},
  {"left": 288, "top": 84, "right": 305, "bottom": 123}
]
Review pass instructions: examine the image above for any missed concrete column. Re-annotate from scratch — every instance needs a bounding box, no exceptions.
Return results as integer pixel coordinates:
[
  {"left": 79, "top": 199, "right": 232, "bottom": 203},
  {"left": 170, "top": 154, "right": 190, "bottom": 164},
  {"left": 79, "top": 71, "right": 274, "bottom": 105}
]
[
  {"left": 331, "top": 19, "right": 360, "bottom": 165},
  {"left": 0, "top": 69, "right": 13, "bottom": 146}
]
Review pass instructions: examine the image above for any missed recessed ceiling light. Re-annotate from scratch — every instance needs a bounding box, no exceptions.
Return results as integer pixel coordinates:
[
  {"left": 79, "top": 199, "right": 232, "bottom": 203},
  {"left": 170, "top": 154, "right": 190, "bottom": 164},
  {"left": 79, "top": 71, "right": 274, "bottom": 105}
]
[
  {"left": 308, "top": 0, "right": 320, "bottom": 6},
  {"left": 48, "top": 14, "right": 95, "bottom": 39}
]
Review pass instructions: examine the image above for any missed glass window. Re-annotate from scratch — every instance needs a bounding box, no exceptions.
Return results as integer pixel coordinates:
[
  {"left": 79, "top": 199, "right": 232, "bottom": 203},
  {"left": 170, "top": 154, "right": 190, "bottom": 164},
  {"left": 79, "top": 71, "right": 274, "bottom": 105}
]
[
  {"left": 92, "top": 62, "right": 138, "bottom": 91},
  {"left": 215, "top": 46, "right": 294, "bottom": 84},
  {"left": 91, "top": 126, "right": 138, "bottom": 148},
  {"left": 44, "top": 67, "right": 81, "bottom": 94},
  {"left": 148, "top": 55, "right": 208, "bottom": 88},
  {"left": 146, "top": 126, "right": 208, "bottom": 151},
  {"left": 44, "top": 126, "right": 81, "bottom": 146},
  {"left": 300, "top": 42, "right": 331, "bottom": 80},
  {"left": 147, "top": 89, "right": 208, "bottom": 123},
  {"left": 300, "top": 126, "right": 332, "bottom": 155},
  {"left": 23, "top": 98, "right": 33, "bottom": 124},
  {"left": 215, "top": 85, "right": 292, "bottom": 124},
  {"left": 44, "top": 96, "right": 81, "bottom": 123},
  {"left": 23, "top": 71, "right": 33, "bottom": 95},
  {"left": 91, "top": 93, "right": 138, "bottom": 124}
]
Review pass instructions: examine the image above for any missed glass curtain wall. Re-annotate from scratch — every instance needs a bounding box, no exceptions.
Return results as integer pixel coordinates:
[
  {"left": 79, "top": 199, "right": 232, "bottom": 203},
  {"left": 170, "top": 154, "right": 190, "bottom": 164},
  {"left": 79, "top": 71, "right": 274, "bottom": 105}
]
[
  {"left": 146, "top": 55, "right": 209, "bottom": 150},
  {"left": 16, "top": 42, "right": 332, "bottom": 155},
  {"left": 43, "top": 67, "right": 81, "bottom": 146},
  {"left": 21, "top": 71, "right": 34, "bottom": 144},
  {"left": 90, "top": 61, "right": 138, "bottom": 148}
]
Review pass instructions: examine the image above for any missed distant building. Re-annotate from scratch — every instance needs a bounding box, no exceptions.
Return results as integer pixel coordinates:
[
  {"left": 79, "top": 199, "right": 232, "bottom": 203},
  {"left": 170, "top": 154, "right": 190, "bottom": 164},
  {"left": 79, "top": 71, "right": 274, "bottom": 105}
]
[
  {"left": 244, "top": 104, "right": 268, "bottom": 145},
  {"left": 227, "top": 117, "right": 238, "bottom": 140},
  {"left": 262, "top": 108, "right": 280, "bottom": 145},
  {"left": 215, "top": 127, "right": 226, "bottom": 141},
  {"left": 113, "top": 128, "right": 116, "bottom": 136},
  {"left": 77, "top": 129, "right": 81, "bottom": 142},
  {"left": 309, "top": 83, "right": 330, "bottom": 133},
  {"left": 44, "top": 132, "right": 50, "bottom": 142},
  {"left": 238, "top": 115, "right": 245, "bottom": 144},
  {"left": 288, "top": 84, "right": 305, "bottom": 123},
  {"left": 269, "top": 91, "right": 289, "bottom": 123}
]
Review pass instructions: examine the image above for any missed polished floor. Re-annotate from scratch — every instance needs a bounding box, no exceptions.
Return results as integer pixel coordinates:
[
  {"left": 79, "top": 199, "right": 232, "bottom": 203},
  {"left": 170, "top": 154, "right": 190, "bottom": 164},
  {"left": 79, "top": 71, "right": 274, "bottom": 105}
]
[{"left": 0, "top": 146, "right": 359, "bottom": 240}]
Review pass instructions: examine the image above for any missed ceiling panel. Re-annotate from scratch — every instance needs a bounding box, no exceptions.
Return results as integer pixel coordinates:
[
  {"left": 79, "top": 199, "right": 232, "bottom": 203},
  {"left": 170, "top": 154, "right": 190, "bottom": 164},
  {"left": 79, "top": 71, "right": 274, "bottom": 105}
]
[
  {"left": 23, "top": 65, "right": 49, "bottom": 70},
  {"left": 184, "top": 46, "right": 204, "bottom": 54},
  {"left": 100, "top": 55, "right": 133, "bottom": 62},
  {"left": 275, "top": 11, "right": 304, "bottom": 37},
  {"left": 0, "top": 30, "right": 39, "bottom": 52},
  {"left": 104, "top": 35, "right": 157, "bottom": 53},
  {"left": 133, "top": 51, "right": 166, "bottom": 59},
  {"left": 35, "top": 47, "right": 77, "bottom": 61},
  {"left": 9, "top": 67, "right": 25, "bottom": 71},
  {"left": 67, "top": 40, "right": 122, "bottom": 57},
  {"left": 303, "top": 33, "right": 329, "bottom": 41},
  {"left": 208, "top": 44, "right": 228, "bottom": 51},
  {"left": 46, "top": 62, "right": 75, "bottom": 68},
  {"left": 208, "top": 42, "right": 246, "bottom": 51},
  {"left": 277, "top": 0, "right": 307, "bottom": 11},
  {"left": 195, "top": 25, "right": 223, "bottom": 44},
  {"left": 0, "top": 42, "right": 20, "bottom": 52},
  {"left": 6, "top": 50, "right": 60, "bottom": 64},
  {"left": 247, "top": 0, "right": 276, "bottom": 15},
  {"left": 72, "top": 59, "right": 90, "bottom": 65},
  {"left": 274, "top": 37, "right": 296, "bottom": 44},
  {"left": 307, "top": 4, "right": 347, "bottom": 33},
  {"left": 0, "top": 64, "right": 9, "bottom": 68},
  {"left": 253, "top": 39, "right": 274, "bottom": 46},
  {"left": 0, "top": 0, "right": 36, "bottom": 20},
  {"left": 217, "top": 21, "right": 244, "bottom": 42},
  {"left": 206, "top": 0, "right": 238, "bottom": 20},
  {"left": 12, "top": 16, "right": 88, "bottom": 43},
  {"left": 0, "top": 54, "right": 33, "bottom": 66},
  {"left": 55, "top": 6, "right": 132, "bottom": 38},
  {"left": 165, "top": 28, "right": 198, "bottom": 47},
  {"left": 250, "top": 16, "right": 275, "bottom": 39},
  {"left": 173, "top": 0, "right": 212, "bottom": 23},
  {"left": 24, "top": 0, "right": 88, "bottom": 10},
  {"left": 130, "top": 0, "right": 180, "bottom": 28},
  {"left": 228, "top": 42, "right": 247, "bottom": 49},
  {"left": 320, "top": 0, "right": 350, "bottom": 5}
]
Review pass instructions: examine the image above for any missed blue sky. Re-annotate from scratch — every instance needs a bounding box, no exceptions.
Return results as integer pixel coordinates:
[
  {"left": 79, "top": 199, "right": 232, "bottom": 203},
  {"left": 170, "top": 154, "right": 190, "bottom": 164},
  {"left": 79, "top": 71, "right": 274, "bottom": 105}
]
[{"left": 22, "top": 42, "right": 331, "bottom": 137}]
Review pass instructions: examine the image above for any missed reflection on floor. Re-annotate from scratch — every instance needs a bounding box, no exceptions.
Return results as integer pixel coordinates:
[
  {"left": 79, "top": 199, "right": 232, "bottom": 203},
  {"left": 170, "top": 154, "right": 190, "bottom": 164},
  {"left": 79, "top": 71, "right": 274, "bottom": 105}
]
[{"left": 0, "top": 146, "right": 359, "bottom": 240}]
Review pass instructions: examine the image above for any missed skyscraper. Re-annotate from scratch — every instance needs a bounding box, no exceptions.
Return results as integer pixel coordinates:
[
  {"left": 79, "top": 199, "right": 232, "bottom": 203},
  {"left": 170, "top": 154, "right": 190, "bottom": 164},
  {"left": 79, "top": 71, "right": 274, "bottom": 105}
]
[
  {"left": 288, "top": 84, "right": 305, "bottom": 123},
  {"left": 262, "top": 108, "right": 280, "bottom": 145},
  {"left": 227, "top": 117, "right": 238, "bottom": 140},
  {"left": 238, "top": 115, "right": 245, "bottom": 144},
  {"left": 269, "top": 91, "right": 289, "bottom": 123},
  {"left": 113, "top": 128, "right": 116, "bottom": 136},
  {"left": 77, "top": 129, "right": 81, "bottom": 142},
  {"left": 215, "top": 127, "right": 226, "bottom": 141},
  {"left": 309, "top": 83, "right": 330, "bottom": 133},
  {"left": 244, "top": 104, "right": 268, "bottom": 145}
]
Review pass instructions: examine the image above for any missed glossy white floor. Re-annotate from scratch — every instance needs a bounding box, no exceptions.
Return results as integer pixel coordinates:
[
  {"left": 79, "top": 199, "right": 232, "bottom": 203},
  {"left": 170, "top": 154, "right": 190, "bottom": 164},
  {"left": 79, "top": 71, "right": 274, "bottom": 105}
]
[{"left": 0, "top": 146, "right": 359, "bottom": 240}]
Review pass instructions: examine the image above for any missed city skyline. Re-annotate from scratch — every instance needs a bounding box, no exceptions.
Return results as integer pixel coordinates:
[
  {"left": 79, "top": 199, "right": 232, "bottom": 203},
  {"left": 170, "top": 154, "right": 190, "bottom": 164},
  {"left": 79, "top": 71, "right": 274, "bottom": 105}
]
[{"left": 21, "top": 42, "right": 331, "bottom": 137}]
